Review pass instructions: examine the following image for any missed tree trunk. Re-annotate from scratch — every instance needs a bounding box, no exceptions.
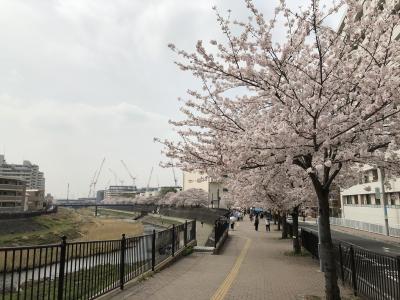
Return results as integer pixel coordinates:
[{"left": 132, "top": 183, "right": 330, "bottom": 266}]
[
  {"left": 317, "top": 188, "right": 341, "bottom": 300},
  {"left": 291, "top": 206, "right": 301, "bottom": 254},
  {"left": 281, "top": 214, "right": 288, "bottom": 239},
  {"left": 273, "top": 213, "right": 277, "bottom": 225},
  {"left": 277, "top": 214, "right": 281, "bottom": 230}
]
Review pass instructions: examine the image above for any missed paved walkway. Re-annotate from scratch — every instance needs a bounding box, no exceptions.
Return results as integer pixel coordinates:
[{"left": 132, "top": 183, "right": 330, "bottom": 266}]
[{"left": 106, "top": 218, "right": 346, "bottom": 300}]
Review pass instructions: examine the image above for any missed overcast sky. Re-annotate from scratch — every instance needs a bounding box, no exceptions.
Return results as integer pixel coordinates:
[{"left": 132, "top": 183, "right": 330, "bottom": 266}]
[{"left": 0, "top": 0, "right": 342, "bottom": 198}]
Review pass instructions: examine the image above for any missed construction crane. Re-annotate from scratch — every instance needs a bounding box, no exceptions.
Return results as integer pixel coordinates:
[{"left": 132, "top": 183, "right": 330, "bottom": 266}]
[
  {"left": 88, "top": 170, "right": 97, "bottom": 198},
  {"left": 109, "top": 168, "right": 124, "bottom": 185},
  {"left": 146, "top": 167, "right": 154, "bottom": 192},
  {"left": 88, "top": 158, "right": 106, "bottom": 198},
  {"left": 91, "top": 158, "right": 105, "bottom": 197},
  {"left": 172, "top": 165, "right": 178, "bottom": 187},
  {"left": 120, "top": 160, "right": 136, "bottom": 187}
]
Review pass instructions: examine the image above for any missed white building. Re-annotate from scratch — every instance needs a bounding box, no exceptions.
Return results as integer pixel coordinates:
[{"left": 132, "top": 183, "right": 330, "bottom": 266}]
[
  {"left": 182, "top": 171, "right": 227, "bottom": 208},
  {"left": 341, "top": 167, "right": 400, "bottom": 226},
  {"left": 104, "top": 185, "right": 137, "bottom": 200},
  {"left": 0, "top": 155, "right": 45, "bottom": 190}
]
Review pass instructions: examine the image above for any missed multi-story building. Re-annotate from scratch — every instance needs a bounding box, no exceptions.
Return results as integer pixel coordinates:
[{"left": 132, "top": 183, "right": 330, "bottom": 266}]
[
  {"left": 26, "top": 189, "right": 45, "bottom": 211},
  {"left": 0, "top": 155, "right": 45, "bottom": 190},
  {"left": 340, "top": 167, "right": 400, "bottom": 226},
  {"left": 182, "top": 171, "right": 226, "bottom": 208},
  {"left": 0, "top": 176, "right": 27, "bottom": 212},
  {"left": 104, "top": 185, "right": 137, "bottom": 200}
]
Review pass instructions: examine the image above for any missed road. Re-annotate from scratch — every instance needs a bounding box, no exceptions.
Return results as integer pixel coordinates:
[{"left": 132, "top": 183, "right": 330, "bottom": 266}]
[{"left": 299, "top": 222, "right": 400, "bottom": 256}]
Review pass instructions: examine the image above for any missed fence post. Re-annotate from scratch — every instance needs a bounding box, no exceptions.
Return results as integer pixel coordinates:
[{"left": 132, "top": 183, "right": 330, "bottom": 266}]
[
  {"left": 152, "top": 230, "right": 156, "bottom": 271},
  {"left": 397, "top": 256, "right": 400, "bottom": 298},
  {"left": 172, "top": 225, "right": 175, "bottom": 257},
  {"left": 184, "top": 220, "right": 188, "bottom": 247},
  {"left": 349, "top": 246, "right": 357, "bottom": 296},
  {"left": 120, "top": 234, "right": 126, "bottom": 290},
  {"left": 57, "top": 236, "right": 67, "bottom": 300},
  {"left": 338, "top": 243, "right": 345, "bottom": 283}
]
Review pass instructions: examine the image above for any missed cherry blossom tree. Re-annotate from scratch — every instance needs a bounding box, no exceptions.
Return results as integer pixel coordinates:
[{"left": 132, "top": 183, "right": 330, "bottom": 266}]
[
  {"left": 161, "top": 1, "right": 400, "bottom": 298},
  {"left": 174, "top": 188, "right": 209, "bottom": 207}
]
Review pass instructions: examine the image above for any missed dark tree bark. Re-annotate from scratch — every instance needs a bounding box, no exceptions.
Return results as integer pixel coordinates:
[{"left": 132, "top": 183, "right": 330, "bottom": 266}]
[
  {"left": 314, "top": 182, "right": 341, "bottom": 300},
  {"left": 276, "top": 213, "right": 281, "bottom": 230},
  {"left": 291, "top": 206, "right": 301, "bottom": 254},
  {"left": 273, "top": 213, "right": 277, "bottom": 225},
  {"left": 281, "top": 214, "right": 288, "bottom": 239}
]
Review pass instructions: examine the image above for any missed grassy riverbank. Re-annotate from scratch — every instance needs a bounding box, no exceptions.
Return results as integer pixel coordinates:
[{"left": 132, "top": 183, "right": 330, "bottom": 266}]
[{"left": 0, "top": 208, "right": 143, "bottom": 247}]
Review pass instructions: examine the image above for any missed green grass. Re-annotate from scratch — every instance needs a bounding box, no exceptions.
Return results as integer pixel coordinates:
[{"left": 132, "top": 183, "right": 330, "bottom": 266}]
[{"left": 0, "top": 208, "right": 83, "bottom": 247}]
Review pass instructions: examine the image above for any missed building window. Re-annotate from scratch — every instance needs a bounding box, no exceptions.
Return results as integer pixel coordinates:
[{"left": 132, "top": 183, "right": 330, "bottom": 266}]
[
  {"left": 372, "top": 169, "right": 378, "bottom": 182},
  {"left": 390, "top": 193, "right": 397, "bottom": 205},
  {"left": 375, "top": 197, "right": 381, "bottom": 206},
  {"left": 365, "top": 194, "right": 371, "bottom": 205},
  {"left": 223, "top": 188, "right": 228, "bottom": 192},
  {"left": 363, "top": 173, "right": 370, "bottom": 183},
  {"left": 353, "top": 195, "right": 359, "bottom": 205},
  {"left": 344, "top": 196, "right": 352, "bottom": 205}
]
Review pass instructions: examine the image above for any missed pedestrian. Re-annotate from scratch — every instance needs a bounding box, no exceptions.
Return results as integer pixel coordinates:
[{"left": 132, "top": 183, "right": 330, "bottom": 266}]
[
  {"left": 230, "top": 215, "right": 236, "bottom": 230},
  {"left": 250, "top": 214, "right": 254, "bottom": 222},
  {"left": 265, "top": 218, "right": 270, "bottom": 231},
  {"left": 254, "top": 216, "right": 259, "bottom": 231}
]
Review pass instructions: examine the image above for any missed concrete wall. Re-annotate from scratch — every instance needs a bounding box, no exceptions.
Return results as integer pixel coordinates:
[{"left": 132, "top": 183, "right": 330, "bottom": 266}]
[{"left": 342, "top": 205, "right": 400, "bottom": 227}]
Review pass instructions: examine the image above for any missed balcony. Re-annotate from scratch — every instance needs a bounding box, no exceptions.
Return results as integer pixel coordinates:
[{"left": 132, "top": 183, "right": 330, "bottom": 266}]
[
  {"left": 0, "top": 195, "right": 24, "bottom": 202},
  {"left": 0, "top": 184, "right": 25, "bottom": 191}
]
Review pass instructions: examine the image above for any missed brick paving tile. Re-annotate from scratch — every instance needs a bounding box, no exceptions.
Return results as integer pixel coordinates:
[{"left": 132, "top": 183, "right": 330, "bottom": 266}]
[{"left": 106, "top": 217, "right": 349, "bottom": 300}]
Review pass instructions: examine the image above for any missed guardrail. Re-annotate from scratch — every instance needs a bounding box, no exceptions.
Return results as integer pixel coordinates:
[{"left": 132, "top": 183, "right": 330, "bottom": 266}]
[
  {"left": 0, "top": 220, "right": 196, "bottom": 300},
  {"left": 301, "top": 228, "right": 400, "bottom": 300},
  {"left": 330, "top": 217, "right": 400, "bottom": 238}
]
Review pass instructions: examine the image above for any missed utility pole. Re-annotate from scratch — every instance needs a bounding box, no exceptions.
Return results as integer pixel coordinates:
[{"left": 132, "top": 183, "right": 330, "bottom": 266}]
[{"left": 377, "top": 168, "right": 389, "bottom": 236}]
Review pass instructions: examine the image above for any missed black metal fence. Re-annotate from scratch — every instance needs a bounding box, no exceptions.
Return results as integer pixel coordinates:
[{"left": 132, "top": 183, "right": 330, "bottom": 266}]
[
  {"left": 0, "top": 220, "right": 196, "bottom": 300},
  {"left": 301, "top": 228, "right": 400, "bottom": 300},
  {"left": 214, "top": 217, "right": 229, "bottom": 248}
]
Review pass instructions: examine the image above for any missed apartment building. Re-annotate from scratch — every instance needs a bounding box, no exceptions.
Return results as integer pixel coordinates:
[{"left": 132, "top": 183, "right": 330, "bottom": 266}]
[
  {"left": 0, "top": 176, "right": 27, "bottom": 212},
  {"left": 182, "top": 171, "right": 226, "bottom": 208},
  {"left": 0, "top": 155, "right": 45, "bottom": 190},
  {"left": 26, "top": 189, "right": 45, "bottom": 211},
  {"left": 341, "top": 167, "right": 400, "bottom": 226}
]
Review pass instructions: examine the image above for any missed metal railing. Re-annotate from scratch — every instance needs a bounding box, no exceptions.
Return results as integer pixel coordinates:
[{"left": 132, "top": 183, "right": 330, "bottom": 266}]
[
  {"left": 0, "top": 220, "right": 196, "bottom": 300},
  {"left": 301, "top": 228, "right": 400, "bottom": 300},
  {"left": 330, "top": 217, "right": 400, "bottom": 238}
]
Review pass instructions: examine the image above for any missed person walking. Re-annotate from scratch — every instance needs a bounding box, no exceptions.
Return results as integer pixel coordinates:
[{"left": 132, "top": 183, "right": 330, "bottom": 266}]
[
  {"left": 254, "top": 215, "right": 259, "bottom": 231},
  {"left": 265, "top": 218, "right": 270, "bottom": 231},
  {"left": 230, "top": 215, "right": 236, "bottom": 230}
]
